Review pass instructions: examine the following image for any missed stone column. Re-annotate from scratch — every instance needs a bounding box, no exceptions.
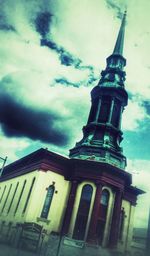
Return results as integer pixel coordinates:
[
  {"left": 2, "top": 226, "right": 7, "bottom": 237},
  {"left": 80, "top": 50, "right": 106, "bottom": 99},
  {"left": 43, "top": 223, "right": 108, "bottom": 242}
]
[
  {"left": 108, "top": 98, "right": 115, "bottom": 123},
  {"left": 87, "top": 182, "right": 103, "bottom": 243},
  {"left": 62, "top": 180, "right": 78, "bottom": 235},
  {"left": 95, "top": 99, "right": 101, "bottom": 122},
  {"left": 118, "top": 106, "right": 123, "bottom": 130},
  {"left": 109, "top": 188, "right": 123, "bottom": 248}
]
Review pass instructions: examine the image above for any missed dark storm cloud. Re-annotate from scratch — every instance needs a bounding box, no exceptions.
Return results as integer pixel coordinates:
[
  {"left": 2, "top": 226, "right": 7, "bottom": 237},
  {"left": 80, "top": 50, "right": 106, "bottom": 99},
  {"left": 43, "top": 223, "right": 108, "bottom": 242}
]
[
  {"left": 35, "top": 11, "right": 53, "bottom": 38},
  {"left": 0, "top": 93, "right": 68, "bottom": 146},
  {"left": 105, "top": 0, "right": 123, "bottom": 19},
  {"left": 41, "top": 39, "right": 58, "bottom": 50}
]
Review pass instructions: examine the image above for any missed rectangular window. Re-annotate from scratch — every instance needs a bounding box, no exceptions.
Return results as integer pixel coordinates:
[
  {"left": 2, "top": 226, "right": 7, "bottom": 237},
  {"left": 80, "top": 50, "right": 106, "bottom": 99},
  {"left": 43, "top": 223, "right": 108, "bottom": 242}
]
[
  {"left": 0, "top": 185, "right": 6, "bottom": 203},
  {"left": 22, "top": 177, "right": 35, "bottom": 214},
  {"left": 7, "top": 182, "right": 19, "bottom": 214},
  {"left": 14, "top": 180, "right": 26, "bottom": 215},
  {"left": 1, "top": 184, "right": 12, "bottom": 213}
]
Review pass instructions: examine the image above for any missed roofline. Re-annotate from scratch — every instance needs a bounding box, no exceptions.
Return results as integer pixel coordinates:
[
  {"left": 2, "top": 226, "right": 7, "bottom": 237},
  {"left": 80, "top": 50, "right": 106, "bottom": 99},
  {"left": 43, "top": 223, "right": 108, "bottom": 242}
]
[{"left": 0, "top": 148, "right": 69, "bottom": 181}]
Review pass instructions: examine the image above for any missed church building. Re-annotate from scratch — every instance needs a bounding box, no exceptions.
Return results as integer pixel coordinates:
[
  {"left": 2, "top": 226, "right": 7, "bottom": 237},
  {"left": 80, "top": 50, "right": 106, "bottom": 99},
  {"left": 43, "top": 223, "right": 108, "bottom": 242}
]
[{"left": 0, "top": 12, "right": 144, "bottom": 255}]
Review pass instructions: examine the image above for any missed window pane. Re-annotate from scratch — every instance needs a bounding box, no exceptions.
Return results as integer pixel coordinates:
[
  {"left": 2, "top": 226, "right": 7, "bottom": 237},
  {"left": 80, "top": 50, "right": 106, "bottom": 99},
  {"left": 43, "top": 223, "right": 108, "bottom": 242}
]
[
  {"left": 100, "top": 190, "right": 109, "bottom": 206},
  {"left": 41, "top": 185, "right": 55, "bottom": 219},
  {"left": 73, "top": 185, "right": 93, "bottom": 240}
]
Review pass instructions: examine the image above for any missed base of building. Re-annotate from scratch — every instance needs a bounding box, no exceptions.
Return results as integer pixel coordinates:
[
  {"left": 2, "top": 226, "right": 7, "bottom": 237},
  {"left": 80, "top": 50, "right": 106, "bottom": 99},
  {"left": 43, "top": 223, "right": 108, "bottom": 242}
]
[{"left": 0, "top": 223, "right": 146, "bottom": 256}]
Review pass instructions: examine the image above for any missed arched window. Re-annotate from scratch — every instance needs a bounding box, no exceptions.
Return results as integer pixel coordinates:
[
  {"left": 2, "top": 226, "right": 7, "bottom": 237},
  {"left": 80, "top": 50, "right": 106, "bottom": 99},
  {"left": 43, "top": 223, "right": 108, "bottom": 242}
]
[
  {"left": 96, "top": 189, "right": 110, "bottom": 244},
  {"left": 73, "top": 184, "right": 93, "bottom": 240},
  {"left": 40, "top": 185, "right": 55, "bottom": 219}
]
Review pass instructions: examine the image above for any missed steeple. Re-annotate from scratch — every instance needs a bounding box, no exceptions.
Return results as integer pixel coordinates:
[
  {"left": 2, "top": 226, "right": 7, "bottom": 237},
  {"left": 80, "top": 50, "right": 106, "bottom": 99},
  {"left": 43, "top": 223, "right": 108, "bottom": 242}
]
[
  {"left": 99, "top": 12, "right": 127, "bottom": 88},
  {"left": 113, "top": 11, "right": 126, "bottom": 56},
  {"left": 69, "top": 13, "right": 128, "bottom": 170}
]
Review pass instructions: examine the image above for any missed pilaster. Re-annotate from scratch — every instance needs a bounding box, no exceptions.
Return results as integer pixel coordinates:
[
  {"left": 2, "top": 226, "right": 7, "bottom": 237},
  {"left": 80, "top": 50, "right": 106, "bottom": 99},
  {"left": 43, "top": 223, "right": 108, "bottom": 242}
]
[
  {"left": 87, "top": 182, "right": 103, "bottom": 243},
  {"left": 62, "top": 180, "right": 78, "bottom": 235},
  {"left": 109, "top": 188, "right": 123, "bottom": 248}
]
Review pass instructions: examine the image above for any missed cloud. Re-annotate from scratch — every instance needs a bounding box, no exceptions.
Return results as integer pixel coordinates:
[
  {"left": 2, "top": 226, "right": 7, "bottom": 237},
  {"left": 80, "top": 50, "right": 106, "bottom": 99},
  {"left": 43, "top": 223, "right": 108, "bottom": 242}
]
[
  {"left": 142, "top": 100, "right": 150, "bottom": 115},
  {"left": 122, "top": 97, "right": 147, "bottom": 131},
  {"left": 127, "top": 159, "right": 150, "bottom": 228},
  {"left": 122, "top": 95, "right": 150, "bottom": 161},
  {"left": 0, "top": 92, "right": 68, "bottom": 146},
  {"left": 0, "top": 68, "right": 91, "bottom": 152},
  {"left": 0, "top": 14, "right": 16, "bottom": 32},
  {"left": 41, "top": 38, "right": 97, "bottom": 85},
  {"left": 55, "top": 77, "right": 80, "bottom": 88},
  {"left": 0, "top": 129, "right": 30, "bottom": 164},
  {"left": 35, "top": 11, "right": 53, "bottom": 38},
  {"left": 105, "top": 0, "right": 127, "bottom": 19}
]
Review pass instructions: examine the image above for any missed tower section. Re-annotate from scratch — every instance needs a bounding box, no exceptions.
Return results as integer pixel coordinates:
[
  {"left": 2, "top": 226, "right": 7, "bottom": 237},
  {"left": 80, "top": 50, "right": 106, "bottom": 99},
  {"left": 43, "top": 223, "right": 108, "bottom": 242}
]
[{"left": 70, "top": 12, "right": 128, "bottom": 169}]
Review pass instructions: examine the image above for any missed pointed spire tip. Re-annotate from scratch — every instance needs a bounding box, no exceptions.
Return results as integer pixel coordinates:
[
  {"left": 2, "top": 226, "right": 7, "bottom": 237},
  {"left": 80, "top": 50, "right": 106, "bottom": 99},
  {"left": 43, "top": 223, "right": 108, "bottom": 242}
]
[{"left": 113, "top": 9, "right": 126, "bottom": 56}]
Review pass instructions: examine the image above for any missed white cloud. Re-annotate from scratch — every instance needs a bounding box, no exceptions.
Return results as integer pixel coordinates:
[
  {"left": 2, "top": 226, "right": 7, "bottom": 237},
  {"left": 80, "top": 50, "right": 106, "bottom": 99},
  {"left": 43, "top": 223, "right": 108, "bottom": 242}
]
[
  {"left": 127, "top": 159, "right": 150, "bottom": 228},
  {"left": 0, "top": 129, "right": 30, "bottom": 163},
  {"left": 122, "top": 97, "right": 147, "bottom": 131}
]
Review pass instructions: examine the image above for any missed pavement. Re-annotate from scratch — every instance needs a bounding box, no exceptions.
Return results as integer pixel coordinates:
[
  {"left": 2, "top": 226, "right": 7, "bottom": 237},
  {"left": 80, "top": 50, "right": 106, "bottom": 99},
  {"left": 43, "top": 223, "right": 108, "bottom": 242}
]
[{"left": 0, "top": 243, "right": 39, "bottom": 256}]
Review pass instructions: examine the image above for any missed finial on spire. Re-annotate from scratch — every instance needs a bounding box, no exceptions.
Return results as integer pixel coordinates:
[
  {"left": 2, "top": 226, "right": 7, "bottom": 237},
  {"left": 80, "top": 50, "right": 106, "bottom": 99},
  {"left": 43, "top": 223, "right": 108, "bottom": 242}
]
[{"left": 113, "top": 10, "right": 127, "bottom": 56}]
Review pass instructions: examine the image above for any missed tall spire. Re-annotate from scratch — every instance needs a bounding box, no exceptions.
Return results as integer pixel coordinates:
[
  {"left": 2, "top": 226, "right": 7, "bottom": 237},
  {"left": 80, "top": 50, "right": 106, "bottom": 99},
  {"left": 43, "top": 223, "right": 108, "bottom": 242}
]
[
  {"left": 69, "top": 11, "right": 128, "bottom": 170},
  {"left": 113, "top": 11, "right": 127, "bottom": 56}
]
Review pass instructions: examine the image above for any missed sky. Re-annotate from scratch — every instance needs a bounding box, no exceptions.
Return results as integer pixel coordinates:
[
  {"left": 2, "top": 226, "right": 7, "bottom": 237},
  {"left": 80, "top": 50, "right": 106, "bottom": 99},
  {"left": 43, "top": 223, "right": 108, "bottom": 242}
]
[{"left": 0, "top": 0, "right": 150, "bottom": 228}]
